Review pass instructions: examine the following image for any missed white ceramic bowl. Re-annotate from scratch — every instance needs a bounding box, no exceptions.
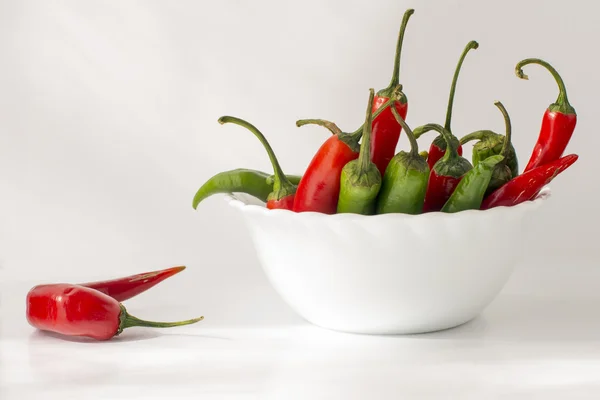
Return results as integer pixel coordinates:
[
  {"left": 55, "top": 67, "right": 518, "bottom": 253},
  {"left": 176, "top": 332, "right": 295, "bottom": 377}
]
[{"left": 226, "top": 188, "right": 551, "bottom": 335}]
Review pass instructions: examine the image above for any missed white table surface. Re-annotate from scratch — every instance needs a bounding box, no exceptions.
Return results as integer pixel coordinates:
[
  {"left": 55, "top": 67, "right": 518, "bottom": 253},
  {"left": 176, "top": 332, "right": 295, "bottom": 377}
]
[{"left": 2, "top": 258, "right": 600, "bottom": 400}]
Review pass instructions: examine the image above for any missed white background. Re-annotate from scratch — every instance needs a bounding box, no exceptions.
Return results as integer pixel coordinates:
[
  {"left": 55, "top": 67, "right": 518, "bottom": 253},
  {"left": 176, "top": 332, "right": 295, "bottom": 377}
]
[{"left": 1, "top": 1, "right": 599, "bottom": 398}]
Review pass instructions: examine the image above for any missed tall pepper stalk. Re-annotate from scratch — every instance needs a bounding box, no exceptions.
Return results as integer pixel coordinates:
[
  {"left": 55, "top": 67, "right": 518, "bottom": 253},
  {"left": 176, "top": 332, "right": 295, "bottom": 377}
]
[
  {"left": 337, "top": 89, "right": 381, "bottom": 215},
  {"left": 218, "top": 116, "right": 297, "bottom": 210},
  {"left": 416, "top": 41, "right": 479, "bottom": 169},
  {"left": 370, "top": 9, "right": 415, "bottom": 175}
]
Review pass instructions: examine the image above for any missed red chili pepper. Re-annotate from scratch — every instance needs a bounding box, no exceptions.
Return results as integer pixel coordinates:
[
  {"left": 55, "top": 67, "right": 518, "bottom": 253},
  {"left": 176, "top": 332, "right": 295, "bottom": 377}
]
[
  {"left": 26, "top": 284, "right": 203, "bottom": 341},
  {"left": 370, "top": 9, "right": 414, "bottom": 176},
  {"left": 414, "top": 123, "right": 472, "bottom": 212},
  {"left": 481, "top": 154, "right": 578, "bottom": 209},
  {"left": 293, "top": 100, "right": 394, "bottom": 214},
  {"left": 292, "top": 129, "right": 359, "bottom": 214},
  {"left": 421, "top": 41, "right": 478, "bottom": 169},
  {"left": 80, "top": 266, "right": 185, "bottom": 302},
  {"left": 515, "top": 59, "right": 577, "bottom": 172},
  {"left": 218, "top": 116, "right": 296, "bottom": 210}
]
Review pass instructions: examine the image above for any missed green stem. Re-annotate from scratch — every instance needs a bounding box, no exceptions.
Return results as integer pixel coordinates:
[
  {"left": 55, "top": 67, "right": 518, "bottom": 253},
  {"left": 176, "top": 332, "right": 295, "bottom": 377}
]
[
  {"left": 218, "top": 116, "right": 294, "bottom": 194},
  {"left": 380, "top": 9, "right": 415, "bottom": 95},
  {"left": 390, "top": 106, "right": 419, "bottom": 157},
  {"left": 117, "top": 304, "right": 203, "bottom": 335},
  {"left": 458, "top": 130, "right": 497, "bottom": 145},
  {"left": 359, "top": 89, "right": 376, "bottom": 171},
  {"left": 515, "top": 58, "right": 575, "bottom": 114},
  {"left": 493, "top": 101, "right": 512, "bottom": 158},
  {"left": 295, "top": 119, "right": 342, "bottom": 135},
  {"left": 444, "top": 40, "right": 479, "bottom": 132},
  {"left": 414, "top": 123, "right": 457, "bottom": 160},
  {"left": 295, "top": 97, "right": 394, "bottom": 138}
]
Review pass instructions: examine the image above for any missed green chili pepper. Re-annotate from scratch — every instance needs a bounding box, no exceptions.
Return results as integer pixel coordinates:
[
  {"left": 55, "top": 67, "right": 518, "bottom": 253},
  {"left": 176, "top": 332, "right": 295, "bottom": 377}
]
[
  {"left": 460, "top": 101, "right": 518, "bottom": 195},
  {"left": 441, "top": 154, "right": 504, "bottom": 213},
  {"left": 192, "top": 169, "right": 300, "bottom": 209},
  {"left": 375, "top": 107, "right": 429, "bottom": 214},
  {"left": 337, "top": 88, "right": 381, "bottom": 215}
]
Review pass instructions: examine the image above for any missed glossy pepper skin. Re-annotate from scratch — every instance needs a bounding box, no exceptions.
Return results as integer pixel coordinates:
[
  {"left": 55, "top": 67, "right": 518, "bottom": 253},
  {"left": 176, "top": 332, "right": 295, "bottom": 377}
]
[
  {"left": 515, "top": 59, "right": 577, "bottom": 172},
  {"left": 218, "top": 116, "right": 297, "bottom": 210},
  {"left": 376, "top": 106, "right": 429, "bottom": 214},
  {"left": 481, "top": 154, "right": 578, "bottom": 209},
  {"left": 81, "top": 266, "right": 186, "bottom": 302},
  {"left": 420, "top": 41, "right": 478, "bottom": 169},
  {"left": 370, "top": 9, "right": 414, "bottom": 176},
  {"left": 441, "top": 155, "right": 504, "bottom": 213},
  {"left": 294, "top": 100, "right": 394, "bottom": 214},
  {"left": 192, "top": 169, "right": 301, "bottom": 209},
  {"left": 415, "top": 123, "right": 472, "bottom": 212},
  {"left": 26, "top": 284, "right": 203, "bottom": 341},
  {"left": 460, "top": 101, "right": 518, "bottom": 196},
  {"left": 337, "top": 89, "right": 381, "bottom": 215}
]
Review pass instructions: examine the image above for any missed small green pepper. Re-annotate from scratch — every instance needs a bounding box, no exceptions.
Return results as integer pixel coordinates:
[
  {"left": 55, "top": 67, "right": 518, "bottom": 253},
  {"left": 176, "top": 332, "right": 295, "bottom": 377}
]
[
  {"left": 375, "top": 107, "right": 429, "bottom": 214},
  {"left": 337, "top": 89, "right": 381, "bottom": 215},
  {"left": 441, "top": 154, "right": 504, "bottom": 213},
  {"left": 192, "top": 169, "right": 301, "bottom": 209},
  {"left": 460, "top": 101, "right": 518, "bottom": 195}
]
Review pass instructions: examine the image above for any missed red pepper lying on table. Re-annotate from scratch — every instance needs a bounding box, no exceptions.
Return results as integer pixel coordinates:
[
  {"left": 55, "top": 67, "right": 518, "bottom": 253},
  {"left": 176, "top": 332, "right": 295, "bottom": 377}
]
[
  {"left": 515, "top": 58, "right": 577, "bottom": 172},
  {"left": 27, "top": 284, "right": 203, "bottom": 341},
  {"left": 80, "top": 266, "right": 185, "bottom": 302}
]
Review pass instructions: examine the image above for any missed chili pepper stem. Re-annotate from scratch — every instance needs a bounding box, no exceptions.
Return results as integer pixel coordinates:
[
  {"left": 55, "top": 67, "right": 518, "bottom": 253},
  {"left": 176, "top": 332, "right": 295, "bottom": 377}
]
[
  {"left": 414, "top": 124, "right": 458, "bottom": 161},
  {"left": 296, "top": 97, "right": 395, "bottom": 140},
  {"left": 379, "top": 9, "right": 414, "bottom": 97},
  {"left": 515, "top": 58, "right": 575, "bottom": 114},
  {"left": 358, "top": 89, "right": 376, "bottom": 171},
  {"left": 444, "top": 40, "right": 479, "bottom": 132},
  {"left": 218, "top": 117, "right": 296, "bottom": 201},
  {"left": 295, "top": 119, "right": 342, "bottom": 135},
  {"left": 494, "top": 101, "right": 512, "bottom": 159},
  {"left": 459, "top": 130, "right": 497, "bottom": 145},
  {"left": 117, "top": 304, "right": 204, "bottom": 335},
  {"left": 390, "top": 106, "right": 419, "bottom": 157}
]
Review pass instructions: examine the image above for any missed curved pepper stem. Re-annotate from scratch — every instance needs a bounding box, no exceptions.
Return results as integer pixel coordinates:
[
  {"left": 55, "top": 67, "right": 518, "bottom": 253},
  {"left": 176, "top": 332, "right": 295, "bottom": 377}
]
[
  {"left": 414, "top": 123, "right": 458, "bottom": 160},
  {"left": 493, "top": 101, "right": 513, "bottom": 159},
  {"left": 444, "top": 40, "right": 479, "bottom": 132},
  {"left": 295, "top": 119, "right": 342, "bottom": 136},
  {"left": 117, "top": 304, "right": 203, "bottom": 335},
  {"left": 218, "top": 116, "right": 296, "bottom": 198},
  {"left": 358, "top": 89, "right": 376, "bottom": 171},
  {"left": 390, "top": 106, "right": 419, "bottom": 157},
  {"left": 296, "top": 98, "right": 395, "bottom": 138},
  {"left": 378, "top": 9, "right": 415, "bottom": 98},
  {"left": 459, "top": 130, "right": 498, "bottom": 145},
  {"left": 515, "top": 58, "right": 575, "bottom": 115}
]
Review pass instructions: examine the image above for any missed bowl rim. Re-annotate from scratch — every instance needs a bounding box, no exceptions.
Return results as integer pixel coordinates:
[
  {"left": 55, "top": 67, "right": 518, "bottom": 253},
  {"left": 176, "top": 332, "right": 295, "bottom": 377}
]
[{"left": 224, "top": 187, "right": 551, "bottom": 221}]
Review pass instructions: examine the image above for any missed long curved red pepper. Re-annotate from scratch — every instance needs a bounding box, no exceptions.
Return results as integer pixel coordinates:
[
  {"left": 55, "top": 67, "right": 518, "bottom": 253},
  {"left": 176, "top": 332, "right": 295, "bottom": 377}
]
[
  {"left": 515, "top": 59, "right": 577, "bottom": 172},
  {"left": 481, "top": 154, "right": 578, "bottom": 209},
  {"left": 422, "top": 41, "right": 479, "bottom": 169},
  {"left": 370, "top": 9, "right": 414, "bottom": 175},
  {"left": 27, "top": 284, "right": 203, "bottom": 340},
  {"left": 80, "top": 266, "right": 186, "bottom": 302}
]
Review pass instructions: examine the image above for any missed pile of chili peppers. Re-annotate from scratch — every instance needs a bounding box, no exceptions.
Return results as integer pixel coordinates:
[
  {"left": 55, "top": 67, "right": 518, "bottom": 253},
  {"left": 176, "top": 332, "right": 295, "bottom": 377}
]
[
  {"left": 26, "top": 266, "right": 204, "bottom": 340},
  {"left": 193, "top": 9, "right": 578, "bottom": 215}
]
